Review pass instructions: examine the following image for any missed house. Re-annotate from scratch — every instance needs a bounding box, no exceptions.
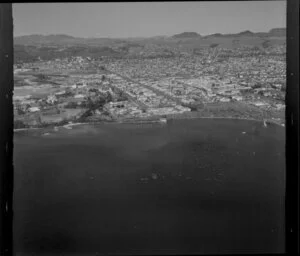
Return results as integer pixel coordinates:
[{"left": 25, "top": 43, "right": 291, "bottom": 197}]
[
  {"left": 263, "top": 91, "right": 272, "bottom": 97},
  {"left": 55, "top": 90, "right": 66, "bottom": 96},
  {"left": 232, "top": 96, "right": 243, "bottom": 101},
  {"left": 272, "top": 83, "right": 282, "bottom": 89},
  {"left": 107, "top": 101, "right": 128, "bottom": 108},
  {"left": 219, "top": 98, "right": 230, "bottom": 102},
  {"left": 276, "top": 104, "right": 285, "bottom": 110},
  {"left": 46, "top": 95, "right": 58, "bottom": 104},
  {"left": 252, "top": 102, "right": 268, "bottom": 107},
  {"left": 74, "top": 94, "right": 85, "bottom": 99},
  {"left": 28, "top": 107, "right": 40, "bottom": 113}
]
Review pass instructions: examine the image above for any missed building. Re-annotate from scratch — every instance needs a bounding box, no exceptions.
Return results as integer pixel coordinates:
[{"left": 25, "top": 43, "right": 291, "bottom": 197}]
[
  {"left": 74, "top": 94, "right": 85, "bottom": 99},
  {"left": 28, "top": 107, "right": 40, "bottom": 113},
  {"left": 46, "top": 95, "right": 58, "bottom": 105},
  {"left": 232, "top": 96, "right": 243, "bottom": 101}
]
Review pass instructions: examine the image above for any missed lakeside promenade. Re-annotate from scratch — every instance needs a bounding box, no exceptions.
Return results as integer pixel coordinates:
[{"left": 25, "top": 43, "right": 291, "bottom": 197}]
[{"left": 14, "top": 115, "right": 284, "bottom": 133}]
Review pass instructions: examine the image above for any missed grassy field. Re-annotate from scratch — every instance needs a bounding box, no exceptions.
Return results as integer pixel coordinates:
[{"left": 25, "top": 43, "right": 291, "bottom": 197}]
[{"left": 166, "top": 101, "right": 284, "bottom": 124}]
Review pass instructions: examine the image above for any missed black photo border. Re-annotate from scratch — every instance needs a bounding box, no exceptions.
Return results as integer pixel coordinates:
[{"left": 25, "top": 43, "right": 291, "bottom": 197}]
[{"left": 0, "top": 1, "right": 299, "bottom": 255}]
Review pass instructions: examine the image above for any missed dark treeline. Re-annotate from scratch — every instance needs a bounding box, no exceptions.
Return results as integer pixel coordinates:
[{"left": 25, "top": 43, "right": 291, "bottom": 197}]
[{"left": 14, "top": 45, "right": 124, "bottom": 63}]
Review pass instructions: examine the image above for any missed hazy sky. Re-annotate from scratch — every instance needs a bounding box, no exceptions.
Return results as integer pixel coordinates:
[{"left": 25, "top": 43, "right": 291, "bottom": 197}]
[{"left": 13, "top": 1, "right": 286, "bottom": 38}]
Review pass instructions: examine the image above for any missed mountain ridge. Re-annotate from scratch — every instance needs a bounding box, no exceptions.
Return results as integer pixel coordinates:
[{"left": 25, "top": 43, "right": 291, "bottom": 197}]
[
  {"left": 172, "top": 32, "right": 201, "bottom": 39},
  {"left": 14, "top": 27, "right": 286, "bottom": 46},
  {"left": 203, "top": 28, "right": 286, "bottom": 38}
]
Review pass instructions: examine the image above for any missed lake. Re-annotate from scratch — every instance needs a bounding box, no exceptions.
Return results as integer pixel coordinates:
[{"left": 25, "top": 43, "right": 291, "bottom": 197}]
[{"left": 13, "top": 118, "right": 285, "bottom": 255}]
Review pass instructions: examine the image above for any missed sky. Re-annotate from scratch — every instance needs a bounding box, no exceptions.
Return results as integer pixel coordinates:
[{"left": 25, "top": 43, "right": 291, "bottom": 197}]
[{"left": 13, "top": 1, "right": 286, "bottom": 38}]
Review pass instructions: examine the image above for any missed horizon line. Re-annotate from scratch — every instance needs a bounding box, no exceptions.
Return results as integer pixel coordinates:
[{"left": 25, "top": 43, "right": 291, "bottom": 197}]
[{"left": 13, "top": 27, "right": 286, "bottom": 39}]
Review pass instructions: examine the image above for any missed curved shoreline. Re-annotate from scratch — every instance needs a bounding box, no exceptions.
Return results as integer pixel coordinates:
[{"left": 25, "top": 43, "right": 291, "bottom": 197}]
[{"left": 14, "top": 116, "right": 284, "bottom": 132}]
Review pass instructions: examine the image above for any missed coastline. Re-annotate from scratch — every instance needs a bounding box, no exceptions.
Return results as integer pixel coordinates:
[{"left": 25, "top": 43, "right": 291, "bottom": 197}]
[{"left": 13, "top": 115, "right": 284, "bottom": 132}]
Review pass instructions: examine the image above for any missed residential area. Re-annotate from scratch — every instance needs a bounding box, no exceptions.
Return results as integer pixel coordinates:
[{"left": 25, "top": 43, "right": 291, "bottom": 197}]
[{"left": 13, "top": 43, "right": 286, "bottom": 129}]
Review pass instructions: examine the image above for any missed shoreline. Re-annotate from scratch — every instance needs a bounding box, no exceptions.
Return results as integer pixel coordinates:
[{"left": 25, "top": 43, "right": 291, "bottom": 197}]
[{"left": 14, "top": 115, "right": 284, "bottom": 132}]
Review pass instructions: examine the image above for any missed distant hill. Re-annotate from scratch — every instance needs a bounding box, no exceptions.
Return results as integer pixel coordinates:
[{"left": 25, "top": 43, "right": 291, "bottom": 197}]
[
  {"left": 172, "top": 32, "right": 201, "bottom": 39},
  {"left": 236, "top": 30, "right": 254, "bottom": 37},
  {"left": 269, "top": 28, "right": 286, "bottom": 37},
  {"left": 13, "top": 28, "right": 286, "bottom": 63},
  {"left": 15, "top": 34, "right": 76, "bottom": 45},
  {"left": 206, "top": 33, "right": 223, "bottom": 38},
  {"left": 13, "top": 44, "right": 123, "bottom": 64},
  {"left": 204, "top": 28, "right": 286, "bottom": 38},
  {"left": 14, "top": 28, "right": 286, "bottom": 47},
  {"left": 14, "top": 34, "right": 123, "bottom": 47}
]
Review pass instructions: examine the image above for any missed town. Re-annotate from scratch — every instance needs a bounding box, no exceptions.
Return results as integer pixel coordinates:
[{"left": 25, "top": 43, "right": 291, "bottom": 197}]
[
  {"left": 10, "top": 2, "right": 288, "bottom": 255},
  {"left": 13, "top": 42, "right": 286, "bottom": 129}
]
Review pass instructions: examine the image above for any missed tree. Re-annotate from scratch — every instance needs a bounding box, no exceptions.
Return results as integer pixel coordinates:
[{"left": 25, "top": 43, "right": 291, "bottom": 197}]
[
  {"left": 262, "top": 40, "right": 271, "bottom": 49},
  {"left": 116, "top": 91, "right": 128, "bottom": 102},
  {"left": 14, "top": 120, "right": 26, "bottom": 129},
  {"left": 17, "top": 107, "right": 25, "bottom": 115},
  {"left": 210, "top": 43, "right": 219, "bottom": 48},
  {"left": 106, "top": 92, "right": 113, "bottom": 103},
  {"left": 64, "top": 102, "right": 78, "bottom": 109},
  {"left": 252, "top": 83, "right": 262, "bottom": 89},
  {"left": 36, "top": 74, "right": 49, "bottom": 80}
]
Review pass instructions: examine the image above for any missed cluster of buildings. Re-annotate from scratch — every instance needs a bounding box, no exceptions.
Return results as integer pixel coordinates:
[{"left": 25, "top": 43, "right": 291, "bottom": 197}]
[
  {"left": 103, "top": 46, "right": 285, "bottom": 111},
  {"left": 13, "top": 44, "right": 286, "bottom": 128}
]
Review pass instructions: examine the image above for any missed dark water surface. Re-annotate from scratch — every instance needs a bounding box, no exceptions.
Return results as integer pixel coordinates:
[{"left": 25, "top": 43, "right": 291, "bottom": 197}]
[{"left": 14, "top": 119, "right": 285, "bottom": 254}]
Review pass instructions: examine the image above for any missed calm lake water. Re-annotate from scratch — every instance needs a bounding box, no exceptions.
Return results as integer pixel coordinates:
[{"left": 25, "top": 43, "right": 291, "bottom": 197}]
[{"left": 13, "top": 118, "right": 285, "bottom": 255}]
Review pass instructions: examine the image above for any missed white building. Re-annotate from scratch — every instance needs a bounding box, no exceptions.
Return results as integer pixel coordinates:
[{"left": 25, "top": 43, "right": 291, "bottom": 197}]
[
  {"left": 55, "top": 90, "right": 66, "bottom": 96},
  {"left": 74, "top": 94, "right": 85, "bottom": 99},
  {"left": 252, "top": 102, "right": 269, "bottom": 107},
  {"left": 46, "top": 95, "right": 58, "bottom": 104},
  {"left": 219, "top": 98, "right": 231, "bottom": 102},
  {"left": 276, "top": 104, "right": 285, "bottom": 110},
  {"left": 232, "top": 96, "right": 243, "bottom": 101},
  {"left": 28, "top": 107, "right": 40, "bottom": 113}
]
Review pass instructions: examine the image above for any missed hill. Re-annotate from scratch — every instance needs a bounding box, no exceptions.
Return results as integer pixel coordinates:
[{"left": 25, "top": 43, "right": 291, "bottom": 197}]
[
  {"left": 14, "top": 34, "right": 124, "bottom": 47},
  {"left": 269, "top": 28, "right": 286, "bottom": 37},
  {"left": 15, "top": 34, "right": 76, "bottom": 45},
  {"left": 204, "top": 28, "right": 286, "bottom": 38},
  {"left": 13, "top": 44, "right": 123, "bottom": 63},
  {"left": 14, "top": 28, "right": 286, "bottom": 47},
  {"left": 236, "top": 30, "right": 255, "bottom": 37},
  {"left": 172, "top": 32, "right": 201, "bottom": 39},
  {"left": 13, "top": 28, "right": 286, "bottom": 63}
]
